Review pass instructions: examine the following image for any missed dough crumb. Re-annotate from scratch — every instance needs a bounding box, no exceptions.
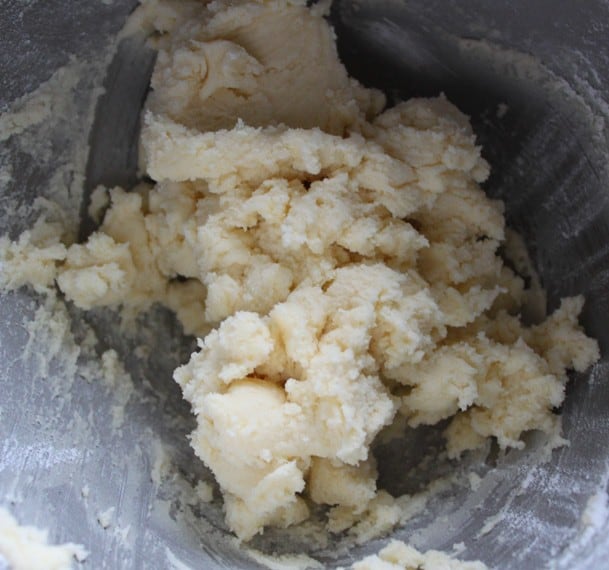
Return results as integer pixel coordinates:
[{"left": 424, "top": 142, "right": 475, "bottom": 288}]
[
  {"left": 468, "top": 472, "right": 482, "bottom": 492},
  {"left": 194, "top": 481, "right": 214, "bottom": 504},
  {"left": 87, "top": 186, "right": 110, "bottom": 225},
  {"left": 97, "top": 507, "right": 115, "bottom": 529}
]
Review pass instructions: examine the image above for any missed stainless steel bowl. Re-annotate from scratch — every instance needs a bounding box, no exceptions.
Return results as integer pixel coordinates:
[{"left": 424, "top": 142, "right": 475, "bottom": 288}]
[{"left": 1, "top": 1, "right": 608, "bottom": 568}]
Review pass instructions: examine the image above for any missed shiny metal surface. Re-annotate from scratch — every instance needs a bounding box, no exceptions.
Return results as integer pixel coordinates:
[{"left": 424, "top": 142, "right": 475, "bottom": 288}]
[{"left": 1, "top": 1, "right": 608, "bottom": 568}]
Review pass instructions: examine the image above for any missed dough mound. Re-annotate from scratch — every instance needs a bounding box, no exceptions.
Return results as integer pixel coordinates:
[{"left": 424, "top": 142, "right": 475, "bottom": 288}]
[{"left": 0, "top": 0, "right": 599, "bottom": 541}]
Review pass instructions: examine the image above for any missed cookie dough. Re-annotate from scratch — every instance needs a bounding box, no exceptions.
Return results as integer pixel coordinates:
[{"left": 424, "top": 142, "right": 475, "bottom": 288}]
[
  {"left": 350, "top": 540, "right": 487, "bottom": 570},
  {"left": 0, "top": 507, "right": 87, "bottom": 570},
  {"left": 0, "top": 0, "right": 599, "bottom": 542}
]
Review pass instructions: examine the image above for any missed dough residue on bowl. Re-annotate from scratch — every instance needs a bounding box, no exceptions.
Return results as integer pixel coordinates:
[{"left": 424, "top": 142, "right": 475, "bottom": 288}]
[
  {"left": 348, "top": 540, "right": 488, "bottom": 570},
  {"left": 0, "top": 507, "right": 88, "bottom": 570},
  {"left": 0, "top": 0, "right": 600, "bottom": 557}
]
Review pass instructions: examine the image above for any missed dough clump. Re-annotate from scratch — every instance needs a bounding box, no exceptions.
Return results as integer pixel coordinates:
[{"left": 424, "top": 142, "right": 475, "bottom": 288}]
[
  {"left": 0, "top": 507, "right": 87, "bottom": 570},
  {"left": 349, "top": 540, "right": 487, "bottom": 570},
  {"left": 0, "top": 0, "right": 599, "bottom": 541}
]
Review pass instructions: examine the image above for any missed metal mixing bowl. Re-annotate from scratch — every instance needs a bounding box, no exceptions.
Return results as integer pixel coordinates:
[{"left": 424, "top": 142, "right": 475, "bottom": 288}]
[{"left": 1, "top": 1, "right": 608, "bottom": 568}]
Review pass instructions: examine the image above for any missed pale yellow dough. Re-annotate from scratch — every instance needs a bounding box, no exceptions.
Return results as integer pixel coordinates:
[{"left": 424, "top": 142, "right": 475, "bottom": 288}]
[
  {"left": 349, "top": 540, "right": 487, "bottom": 570},
  {"left": 0, "top": 507, "right": 87, "bottom": 570},
  {"left": 0, "top": 0, "right": 600, "bottom": 543}
]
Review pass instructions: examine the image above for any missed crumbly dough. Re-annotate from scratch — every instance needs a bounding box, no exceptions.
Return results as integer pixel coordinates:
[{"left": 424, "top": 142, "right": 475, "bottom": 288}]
[
  {"left": 0, "top": 0, "right": 599, "bottom": 543},
  {"left": 349, "top": 540, "right": 487, "bottom": 570},
  {"left": 0, "top": 507, "right": 87, "bottom": 570}
]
